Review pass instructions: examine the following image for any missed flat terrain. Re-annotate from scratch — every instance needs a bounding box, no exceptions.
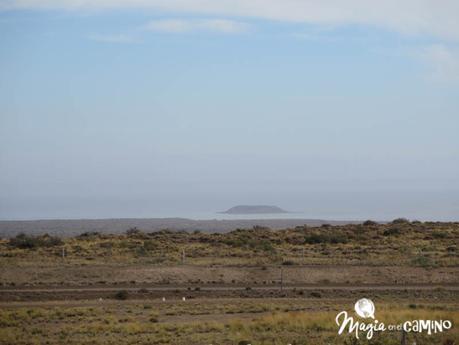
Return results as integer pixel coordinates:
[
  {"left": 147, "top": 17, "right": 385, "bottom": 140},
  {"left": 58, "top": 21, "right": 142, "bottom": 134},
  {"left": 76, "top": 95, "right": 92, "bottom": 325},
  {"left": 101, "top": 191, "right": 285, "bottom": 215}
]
[
  {"left": 1, "top": 297, "right": 457, "bottom": 344},
  {"left": 0, "top": 220, "right": 458, "bottom": 344}
]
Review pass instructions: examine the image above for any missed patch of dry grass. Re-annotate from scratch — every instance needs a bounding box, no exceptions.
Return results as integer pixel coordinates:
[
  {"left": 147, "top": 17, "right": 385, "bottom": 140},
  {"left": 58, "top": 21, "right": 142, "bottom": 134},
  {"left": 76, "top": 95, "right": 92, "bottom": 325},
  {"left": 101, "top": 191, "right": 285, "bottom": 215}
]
[{"left": 0, "top": 300, "right": 457, "bottom": 345}]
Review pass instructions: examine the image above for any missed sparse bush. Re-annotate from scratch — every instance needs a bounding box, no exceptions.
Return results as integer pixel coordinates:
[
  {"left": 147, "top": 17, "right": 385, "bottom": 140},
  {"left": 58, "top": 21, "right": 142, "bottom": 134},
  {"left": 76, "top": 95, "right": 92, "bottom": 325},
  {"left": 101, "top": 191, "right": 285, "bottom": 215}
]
[
  {"left": 383, "top": 227, "right": 401, "bottom": 236},
  {"left": 9, "top": 233, "right": 63, "bottom": 249},
  {"left": 126, "top": 227, "right": 145, "bottom": 237},
  {"left": 329, "top": 233, "right": 349, "bottom": 243},
  {"left": 363, "top": 220, "right": 378, "bottom": 226},
  {"left": 252, "top": 225, "right": 270, "bottom": 231},
  {"left": 114, "top": 290, "right": 129, "bottom": 300},
  {"left": 304, "top": 233, "right": 348, "bottom": 244},
  {"left": 99, "top": 242, "right": 112, "bottom": 249},
  {"left": 411, "top": 255, "right": 435, "bottom": 268},
  {"left": 135, "top": 246, "right": 147, "bottom": 256},
  {"left": 224, "top": 236, "right": 274, "bottom": 252},
  {"left": 432, "top": 231, "right": 448, "bottom": 239},
  {"left": 392, "top": 218, "right": 410, "bottom": 224},
  {"left": 258, "top": 240, "right": 274, "bottom": 252},
  {"left": 77, "top": 231, "right": 100, "bottom": 239}
]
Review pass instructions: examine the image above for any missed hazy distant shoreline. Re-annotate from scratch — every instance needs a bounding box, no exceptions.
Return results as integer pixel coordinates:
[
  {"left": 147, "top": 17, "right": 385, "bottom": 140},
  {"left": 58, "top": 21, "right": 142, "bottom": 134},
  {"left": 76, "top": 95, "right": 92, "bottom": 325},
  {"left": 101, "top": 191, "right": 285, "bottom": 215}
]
[{"left": 0, "top": 217, "right": 360, "bottom": 238}]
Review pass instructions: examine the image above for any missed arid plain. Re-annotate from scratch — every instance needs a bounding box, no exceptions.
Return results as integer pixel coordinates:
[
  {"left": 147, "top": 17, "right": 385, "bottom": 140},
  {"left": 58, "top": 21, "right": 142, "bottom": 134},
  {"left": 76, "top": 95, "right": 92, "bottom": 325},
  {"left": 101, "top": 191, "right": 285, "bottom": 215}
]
[{"left": 0, "top": 220, "right": 458, "bottom": 344}]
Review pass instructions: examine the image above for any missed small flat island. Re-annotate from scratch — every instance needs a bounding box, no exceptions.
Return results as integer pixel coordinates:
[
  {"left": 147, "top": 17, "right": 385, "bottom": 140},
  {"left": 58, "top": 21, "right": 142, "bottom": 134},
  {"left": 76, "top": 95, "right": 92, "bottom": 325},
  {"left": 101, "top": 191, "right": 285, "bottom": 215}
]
[{"left": 220, "top": 205, "right": 288, "bottom": 215}]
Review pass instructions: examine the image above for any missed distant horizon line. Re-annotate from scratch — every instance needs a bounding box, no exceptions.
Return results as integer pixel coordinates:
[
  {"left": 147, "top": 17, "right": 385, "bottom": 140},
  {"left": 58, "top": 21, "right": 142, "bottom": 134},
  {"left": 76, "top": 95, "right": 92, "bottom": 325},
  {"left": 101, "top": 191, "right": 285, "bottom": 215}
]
[{"left": 1, "top": 216, "right": 454, "bottom": 223}]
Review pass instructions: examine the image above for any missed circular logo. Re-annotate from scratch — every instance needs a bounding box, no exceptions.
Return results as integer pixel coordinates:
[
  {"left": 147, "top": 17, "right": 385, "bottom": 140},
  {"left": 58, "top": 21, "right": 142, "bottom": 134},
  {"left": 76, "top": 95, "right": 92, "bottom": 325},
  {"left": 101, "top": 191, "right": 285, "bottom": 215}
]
[{"left": 354, "top": 298, "right": 375, "bottom": 319}]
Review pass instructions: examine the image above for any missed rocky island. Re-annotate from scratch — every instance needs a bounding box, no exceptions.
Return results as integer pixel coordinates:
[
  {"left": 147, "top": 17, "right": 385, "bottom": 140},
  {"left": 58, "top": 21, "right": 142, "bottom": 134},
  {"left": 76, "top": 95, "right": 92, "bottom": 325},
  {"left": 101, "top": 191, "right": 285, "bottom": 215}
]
[{"left": 220, "top": 205, "right": 288, "bottom": 214}]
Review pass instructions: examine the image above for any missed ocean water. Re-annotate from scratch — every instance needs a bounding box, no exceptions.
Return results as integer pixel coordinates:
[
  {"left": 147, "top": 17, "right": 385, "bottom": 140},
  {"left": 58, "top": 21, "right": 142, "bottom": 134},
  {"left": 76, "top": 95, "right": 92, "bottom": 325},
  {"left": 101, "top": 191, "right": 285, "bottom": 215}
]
[{"left": 1, "top": 190, "right": 458, "bottom": 221}]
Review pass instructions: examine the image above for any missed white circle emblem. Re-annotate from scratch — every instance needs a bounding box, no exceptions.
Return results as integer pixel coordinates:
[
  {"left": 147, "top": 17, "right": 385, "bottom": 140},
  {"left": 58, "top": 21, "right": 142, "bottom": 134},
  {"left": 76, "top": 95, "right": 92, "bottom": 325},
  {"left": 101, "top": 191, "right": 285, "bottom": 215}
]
[{"left": 354, "top": 298, "right": 375, "bottom": 319}]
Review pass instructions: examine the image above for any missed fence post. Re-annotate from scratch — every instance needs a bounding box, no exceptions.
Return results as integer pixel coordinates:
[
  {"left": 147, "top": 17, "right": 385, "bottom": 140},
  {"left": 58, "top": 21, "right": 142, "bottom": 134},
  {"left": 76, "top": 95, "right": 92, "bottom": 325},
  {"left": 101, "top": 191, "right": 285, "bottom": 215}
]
[
  {"left": 400, "top": 330, "right": 406, "bottom": 345},
  {"left": 280, "top": 266, "right": 283, "bottom": 291}
]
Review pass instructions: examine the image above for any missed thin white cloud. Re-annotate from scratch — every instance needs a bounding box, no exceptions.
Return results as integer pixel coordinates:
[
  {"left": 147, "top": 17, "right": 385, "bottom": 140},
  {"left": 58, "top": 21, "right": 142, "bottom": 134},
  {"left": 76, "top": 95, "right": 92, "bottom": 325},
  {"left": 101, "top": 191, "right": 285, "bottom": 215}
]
[
  {"left": 89, "top": 33, "right": 137, "bottom": 43},
  {"left": 421, "top": 44, "right": 459, "bottom": 82},
  {"left": 145, "top": 19, "right": 249, "bottom": 34},
  {"left": 2, "top": 0, "right": 459, "bottom": 41}
]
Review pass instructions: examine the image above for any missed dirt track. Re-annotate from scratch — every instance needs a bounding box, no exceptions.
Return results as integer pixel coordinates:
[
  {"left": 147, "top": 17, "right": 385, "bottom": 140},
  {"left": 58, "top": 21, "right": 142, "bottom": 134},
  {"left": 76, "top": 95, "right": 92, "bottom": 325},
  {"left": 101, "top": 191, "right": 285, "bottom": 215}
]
[
  {"left": 1, "top": 283, "right": 458, "bottom": 292},
  {"left": 1, "top": 283, "right": 457, "bottom": 302},
  {"left": 2, "top": 264, "right": 458, "bottom": 287}
]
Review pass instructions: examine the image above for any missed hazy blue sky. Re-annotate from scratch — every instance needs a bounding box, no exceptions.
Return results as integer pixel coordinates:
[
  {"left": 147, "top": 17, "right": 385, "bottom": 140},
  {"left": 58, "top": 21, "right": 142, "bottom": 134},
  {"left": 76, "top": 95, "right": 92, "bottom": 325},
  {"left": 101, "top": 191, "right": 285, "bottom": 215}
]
[{"left": 1, "top": 1, "right": 458, "bottom": 220}]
